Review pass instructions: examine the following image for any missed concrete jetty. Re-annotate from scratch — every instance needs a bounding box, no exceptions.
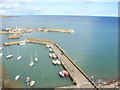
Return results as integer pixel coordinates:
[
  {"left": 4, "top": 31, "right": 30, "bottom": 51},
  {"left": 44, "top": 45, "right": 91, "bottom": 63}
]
[
  {"left": 8, "top": 33, "right": 22, "bottom": 39},
  {"left": 3, "top": 38, "right": 98, "bottom": 89}
]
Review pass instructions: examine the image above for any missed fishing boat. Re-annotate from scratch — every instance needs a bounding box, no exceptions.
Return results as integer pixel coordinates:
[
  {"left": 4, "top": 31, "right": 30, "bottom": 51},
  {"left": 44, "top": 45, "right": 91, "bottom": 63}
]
[
  {"left": 15, "top": 75, "right": 20, "bottom": 80},
  {"left": 29, "top": 54, "right": 34, "bottom": 67},
  {"left": 49, "top": 53, "right": 53, "bottom": 58},
  {"left": 25, "top": 77, "right": 30, "bottom": 84},
  {"left": 0, "top": 47, "right": 3, "bottom": 50},
  {"left": 35, "top": 52, "right": 38, "bottom": 62},
  {"left": 46, "top": 44, "right": 50, "bottom": 48},
  {"left": 6, "top": 55, "right": 13, "bottom": 59},
  {"left": 19, "top": 42, "right": 26, "bottom": 46},
  {"left": 0, "top": 53, "right": 3, "bottom": 56},
  {"left": 30, "top": 81, "right": 35, "bottom": 87}
]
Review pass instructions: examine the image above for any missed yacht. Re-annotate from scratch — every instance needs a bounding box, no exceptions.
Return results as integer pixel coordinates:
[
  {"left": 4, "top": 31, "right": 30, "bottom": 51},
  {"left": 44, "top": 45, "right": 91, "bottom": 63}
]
[
  {"left": 30, "top": 81, "right": 35, "bottom": 87},
  {"left": 0, "top": 53, "right": 3, "bottom": 56},
  {"left": 15, "top": 75, "right": 20, "bottom": 80},
  {"left": 6, "top": 55, "right": 13, "bottom": 59},
  {"left": 29, "top": 54, "right": 34, "bottom": 67},
  {"left": 35, "top": 52, "right": 38, "bottom": 62}
]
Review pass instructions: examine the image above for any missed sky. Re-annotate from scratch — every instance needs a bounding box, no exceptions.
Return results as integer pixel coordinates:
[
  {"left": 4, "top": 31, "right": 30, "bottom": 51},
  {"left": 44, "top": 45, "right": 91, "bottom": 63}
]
[{"left": 0, "top": 0, "right": 119, "bottom": 17}]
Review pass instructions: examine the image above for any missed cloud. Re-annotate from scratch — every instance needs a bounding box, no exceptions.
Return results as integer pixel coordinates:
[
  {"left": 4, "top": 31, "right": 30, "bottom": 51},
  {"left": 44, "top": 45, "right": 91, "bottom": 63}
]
[
  {"left": 0, "top": 10, "right": 6, "bottom": 14},
  {"left": 1, "top": 0, "right": 119, "bottom": 2}
]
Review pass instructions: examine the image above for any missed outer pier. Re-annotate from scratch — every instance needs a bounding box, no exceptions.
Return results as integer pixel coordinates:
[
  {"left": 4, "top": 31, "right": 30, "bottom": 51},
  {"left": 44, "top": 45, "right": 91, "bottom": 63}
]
[
  {"left": 3, "top": 38, "right": 98, "bottom": 89},
  {"left": 8, "top": 33, "right": 22, "bottom": 39}
]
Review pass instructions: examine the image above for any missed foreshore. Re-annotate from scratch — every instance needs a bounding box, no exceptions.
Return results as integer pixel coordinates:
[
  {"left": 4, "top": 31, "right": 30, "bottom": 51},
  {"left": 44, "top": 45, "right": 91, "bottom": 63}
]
[{"left": 1, "top": 63, "right": 23, "bottom": 88}]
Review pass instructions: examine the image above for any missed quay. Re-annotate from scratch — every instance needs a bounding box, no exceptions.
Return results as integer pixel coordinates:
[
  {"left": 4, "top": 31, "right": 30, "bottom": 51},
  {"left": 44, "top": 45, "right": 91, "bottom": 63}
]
[
  {"left": 8, "top": 33, "right": 22, "bottom": 39},
  {"left": 3, "top": 38, "right": 98, "bottom": 89}
]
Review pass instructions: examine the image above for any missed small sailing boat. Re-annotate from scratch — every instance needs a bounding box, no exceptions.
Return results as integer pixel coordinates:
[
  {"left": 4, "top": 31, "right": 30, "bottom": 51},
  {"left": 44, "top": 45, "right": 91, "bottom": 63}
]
[
  {"left": 15, "top": 75, "right": 20, "bottom": 80},
  {"left": 35, "top": 52, "right": 38, "bottom": 62},
  {"left": 17, "top": 47, "right": 22, "bottom": 60},
  {"left": 29, "top": 54, "right": 34, "bottom": 67}
]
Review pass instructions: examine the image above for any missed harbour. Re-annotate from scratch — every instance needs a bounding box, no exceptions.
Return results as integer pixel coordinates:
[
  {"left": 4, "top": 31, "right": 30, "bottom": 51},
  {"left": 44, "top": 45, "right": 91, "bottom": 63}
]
[{"left": 3, "top": 38, "right": 97, "bottom": 89}]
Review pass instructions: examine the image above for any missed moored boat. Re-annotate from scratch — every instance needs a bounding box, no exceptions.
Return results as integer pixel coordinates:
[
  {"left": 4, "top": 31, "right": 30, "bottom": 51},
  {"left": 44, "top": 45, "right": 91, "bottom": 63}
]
[
  {"left": 30, "top": 81, "right": 35, "bottom": 87},
  {"left": 49, "top": 53, "right": 53, "bottom": 58},
  {"left": 15, "top": 75, "right": 20, "bottom": 80},
  {"left": 29, "top": 61, "right": 34, "bottom": 67},
  {"left": 29, "top": 54, "right": 34, "bottom": 67},
  {"left": 35, "top": 52, "right": 38, "bottom": 62},
  {"left": 17, "top": 56, "right": 22, "bottom": 60},
  {"left": 59, "top": 70, "right": 69, "bottom": 77},
  {"left": 46, "top": 44, "right": 50, "bottom": 48},
  {"left": 52, "top": 59, "right": 61, "bottom": 65},
  {"left": 0, "top": 47, "right": 3, "bottom": 50},
  {"left": 0, "top": 53, "right": 3, "bottom": 56},
  {"left": 59, "top": 71, "right": 64, "bottom": 77},
  {"left": 49, "top": 48, "right": 53, "bottom": 52},
  {"left": 6, "top": 55, "right": 13, "bottom": 59},
  {"left": 25, "top": 77, "right": 30, "bottom": 84},
  {"left": 19, "top": 42, "right": 26, "bottom": 45}
]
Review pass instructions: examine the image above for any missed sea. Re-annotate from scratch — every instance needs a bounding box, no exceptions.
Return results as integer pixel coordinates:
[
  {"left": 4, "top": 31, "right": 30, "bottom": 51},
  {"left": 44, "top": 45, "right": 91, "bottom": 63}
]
[{"left": 0, "top": 15, "right": 118, "bottom": 88}]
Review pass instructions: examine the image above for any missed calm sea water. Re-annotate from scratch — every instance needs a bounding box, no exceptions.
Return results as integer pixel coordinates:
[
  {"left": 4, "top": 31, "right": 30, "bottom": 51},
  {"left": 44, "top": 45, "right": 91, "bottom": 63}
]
[{"left": 1, "top": 15, "right": 118, "bottom": 87}]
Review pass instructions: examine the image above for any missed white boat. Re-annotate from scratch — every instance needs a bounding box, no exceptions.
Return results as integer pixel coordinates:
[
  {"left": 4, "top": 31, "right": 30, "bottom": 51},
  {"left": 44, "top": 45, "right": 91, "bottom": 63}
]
[
  {"left": 59, "top": 71, "right": 64, "bottom": 77},
  {"left": 0, "top": 53, "right": 3, "bottom": 56},
  {"left": 52, "top": 59, "right": 61, "bottom": 65},
  {"left": 15, "top": 75, "right": 20, "bottom": 80},
  {"left": 29, "top": 61, "right": 34, "bottom": 67},
  {"left": 17, "top": 56, "right": 22, "bottom": 60},
  {"left": 49, "top": 53, "right": 53, "bottom": 58},
  {"left": 25, "top": 77, "right": 30, "bottom": 84},
  {"left": 35, "top": 52, "right": 38, "bottom": 62},
  {"left": 19, "top": 42, "right": 26, "bottom": 46},
  {"left": 0, "top": 47, "right": 3, "bottom": 50},
  {"left": 29, "top": 54, "right": 34, "bottom": 67},
  {"left": 46, "top": 44, "right": 50, "bottom": 48},
  {"left": 30, "top": 81, "right": 35, "bottom": 87},
  {"left": 49, "top": 48, "right": 53, "bottom": 52},
  {"left": 6, "top": 55, "right": 13, "bottom": 59}
]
